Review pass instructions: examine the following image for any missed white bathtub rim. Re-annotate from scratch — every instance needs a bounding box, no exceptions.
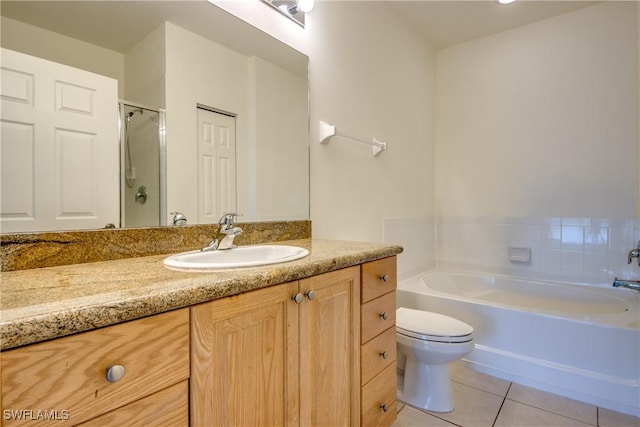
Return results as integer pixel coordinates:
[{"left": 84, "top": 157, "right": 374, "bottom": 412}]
[
  {"left": 397, "top": 268, "right": 640, "bottom": 417},
  {"left": 399, "top": 268, "right": 640, "bottom": 330}
]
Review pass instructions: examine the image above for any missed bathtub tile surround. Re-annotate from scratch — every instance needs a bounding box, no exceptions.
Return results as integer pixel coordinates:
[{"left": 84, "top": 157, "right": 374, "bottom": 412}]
[
  {"left": 393, "top": 361, "right": 640, "bottom": 427},
  {"left": 436, "top": 216, "right": 640, "bottom": 285},
  {"left": 0, "top": 220, "right": 311, "bottom": 272}
]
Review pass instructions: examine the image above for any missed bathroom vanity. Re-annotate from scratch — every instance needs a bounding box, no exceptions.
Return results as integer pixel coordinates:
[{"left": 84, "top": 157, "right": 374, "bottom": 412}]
[{"left": 0, "top": 239, "right": 401, "bottom": 426}]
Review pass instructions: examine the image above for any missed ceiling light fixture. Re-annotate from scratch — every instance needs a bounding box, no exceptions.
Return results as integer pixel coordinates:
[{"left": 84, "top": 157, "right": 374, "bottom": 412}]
[
  {"left": 263, "top": 0, "right": 314, "bottom": 27},
  {"left": 497, "top": 0, "right": 517, "bottom": 4},
  {"left": 289, "top": 0, "right": 315, "bottom": 14}
]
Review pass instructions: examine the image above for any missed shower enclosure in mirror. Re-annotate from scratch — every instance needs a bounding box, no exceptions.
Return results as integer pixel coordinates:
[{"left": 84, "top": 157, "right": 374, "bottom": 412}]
[{"left": 119, "top": 102, "right": 166, "bottom": 228}]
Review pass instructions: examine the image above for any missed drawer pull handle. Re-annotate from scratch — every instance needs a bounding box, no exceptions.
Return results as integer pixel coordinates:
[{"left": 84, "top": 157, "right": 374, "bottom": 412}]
[
  {"left": 380, "top": 274, "right": 390, "bottom": 282},
  {"left": 304, "top": 290, "right": 316, "bottom": 300},
  {"left": 379, "top": 312, "right": 389, "bottom": 320},
  {"left": 106, "top": 364, "right": 126, "bottom": 383},
  {"left": 380, "top": 403, "right": 390, "bottom": 412},
  {"left": 379, "top": 351, "right": 389, "bottom": 359},
  {"left": 292, "top": 293, "right": 303, "bottom": 304}
]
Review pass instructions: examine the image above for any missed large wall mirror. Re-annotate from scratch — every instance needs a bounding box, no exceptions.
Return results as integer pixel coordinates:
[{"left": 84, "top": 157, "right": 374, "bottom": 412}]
[{"left": 0, "top": 1, "right": 309, "bottom": 233}]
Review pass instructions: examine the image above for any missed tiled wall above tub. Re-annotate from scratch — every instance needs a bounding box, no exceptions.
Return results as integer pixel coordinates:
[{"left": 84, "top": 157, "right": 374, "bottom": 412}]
[{"left": 435, "top": 217, "right": 640, "bottom": 284}]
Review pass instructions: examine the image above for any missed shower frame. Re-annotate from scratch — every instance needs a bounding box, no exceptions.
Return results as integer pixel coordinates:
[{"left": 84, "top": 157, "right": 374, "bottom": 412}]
[{"left": 118, "top": 100, "right": 167, "bottom": 228}]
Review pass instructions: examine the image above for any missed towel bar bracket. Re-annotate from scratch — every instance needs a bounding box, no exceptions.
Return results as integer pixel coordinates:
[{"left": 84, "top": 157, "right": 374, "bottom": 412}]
[{"left": 318, "top": 120, "right": 387, "bottom": 157}]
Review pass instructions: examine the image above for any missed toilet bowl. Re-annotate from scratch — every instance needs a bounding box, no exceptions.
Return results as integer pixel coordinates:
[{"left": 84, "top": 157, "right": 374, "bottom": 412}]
[{"left": 396, "top": 307, "right": 474, "bottom": 412}]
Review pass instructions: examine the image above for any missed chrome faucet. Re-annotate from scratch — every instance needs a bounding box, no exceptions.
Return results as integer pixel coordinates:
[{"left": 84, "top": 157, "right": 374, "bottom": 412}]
[
  {"left": 201, "top": 213, "right": 243, "bottom": 251},
  {"left": 628, "top": 241, "right": 640, "bottom": 266},
  {"left": 612, "top": 278, "right": 640, "bottom": 292},
  {"left": 170, "top": 212, "right": 187, "bottom": 226}
]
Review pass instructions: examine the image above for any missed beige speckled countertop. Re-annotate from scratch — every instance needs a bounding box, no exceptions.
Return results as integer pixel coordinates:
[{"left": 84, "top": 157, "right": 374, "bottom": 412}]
[{"left": 0, "top": 239, "right": 402, "bottom": 350}]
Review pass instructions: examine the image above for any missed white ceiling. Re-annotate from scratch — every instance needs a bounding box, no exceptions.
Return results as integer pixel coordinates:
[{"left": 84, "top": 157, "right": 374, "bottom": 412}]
[
  {"left": 1, "top": 0, "right": 602, "bottom": 54},
  {"left": 389, "top": 0, "right": 601, "bottom": 49}
]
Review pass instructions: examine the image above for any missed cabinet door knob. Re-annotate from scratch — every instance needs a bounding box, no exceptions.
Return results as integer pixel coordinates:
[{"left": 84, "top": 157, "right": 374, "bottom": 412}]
[
  {"left": 380, "top": 403, "right": 389, "bottom": 412},
  {"left": 379, "top": 312, "right": 389, "bottom": 320},
  {"left": 292, "top": 293, "right": 303, "bottom": 304},
  {"left": 304, "top": 290, "right": 316, "bottom": 300},
  {"left": 379, "top": 351, "right": 388, "bottom": 359},
  {"left": 106, "top": 364, "right": 126, "bottom": 383},
  {"left": 380, "top": 274, "right": 390, "bottom": 282}
]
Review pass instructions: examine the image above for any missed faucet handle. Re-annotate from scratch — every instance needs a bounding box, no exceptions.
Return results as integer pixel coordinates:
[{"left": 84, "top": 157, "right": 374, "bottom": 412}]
[
  {"left": 628, "top": 240, "right": 640, "bottom": 266},
  {"left": 218, "top": 213, "right": 242, "bottom": 226}
]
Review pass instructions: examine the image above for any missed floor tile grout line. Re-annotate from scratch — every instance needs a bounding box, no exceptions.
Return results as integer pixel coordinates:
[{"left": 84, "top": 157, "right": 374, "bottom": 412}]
[
  {"left": 501, "top": 397, "right": 599, "bottom": 426},
  {"left": 397, "top": 399, "right": 464, "bottom": 427},
  {"left": 491, "top": 382, "right": 513, "bottom": 427},
  {"left": 451, "top": 378, "right": 511, "bottom": 399}
]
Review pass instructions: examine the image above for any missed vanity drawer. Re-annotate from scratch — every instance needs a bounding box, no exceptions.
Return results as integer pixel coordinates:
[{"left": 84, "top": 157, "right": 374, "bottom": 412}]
[
  {"left": 361, "top": 291, "right": 396, "bottom": 344},
  {"left": 1, "top": 309, "right": 189, "bottom": 426},
  {"left": 361, "top": 363, "right": 397, "bottom": 427},
  {"left": 361, "top": 327, "right": 396, "bottom": 386},
  {"left": 361, "top": 257, "right": 397, "bottom": 303},
  {"left": 78, "top": 380, "right": 189, "bottom": 427}
]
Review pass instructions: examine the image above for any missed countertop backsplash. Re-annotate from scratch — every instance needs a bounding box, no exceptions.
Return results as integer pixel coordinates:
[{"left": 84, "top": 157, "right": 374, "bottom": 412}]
[{"left": 0, "top": 221, "right": 312, "bottom": 272}]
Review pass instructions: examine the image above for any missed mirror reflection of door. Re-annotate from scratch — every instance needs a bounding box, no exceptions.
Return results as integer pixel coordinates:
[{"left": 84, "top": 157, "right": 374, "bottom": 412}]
[
  {"left": 0, "top": 48, "right": 119, "bottom": 232},
  {"left": 120, "top": 102, "right": 162, "bottom": 228},
  {"left": 196, "top": 107, "right": 237, "bottom": 224}
]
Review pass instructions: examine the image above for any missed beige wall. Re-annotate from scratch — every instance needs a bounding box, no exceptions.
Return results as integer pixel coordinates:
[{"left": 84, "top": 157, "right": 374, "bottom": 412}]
[
  {"left": 1, "top": 17, "right": 126, "bottom": 99},
  {"left": 213, "top": 1, "right": 437, "bottom": 245},
  {"left": 435, "top": 2, "right": 639, "bottom": 220},
  {"left": 307, "top": 2, "right": 436, "bottom": 243},
  {"left": 251, "top": 57, "right": 308, "bottom": 221},
  {"left": 124, "top": 25, "right": 166, "bottom": 109}
]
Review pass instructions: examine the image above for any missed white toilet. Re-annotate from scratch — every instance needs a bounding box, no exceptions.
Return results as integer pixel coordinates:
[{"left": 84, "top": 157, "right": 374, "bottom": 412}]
[{"left": 396, "top": 307, "right": 474, "bottom": 412}]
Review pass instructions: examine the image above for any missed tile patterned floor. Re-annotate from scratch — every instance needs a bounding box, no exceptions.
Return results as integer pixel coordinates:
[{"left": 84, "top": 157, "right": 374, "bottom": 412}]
[{"left": 393, "top": 361, "right": 640, "bottom": 427}]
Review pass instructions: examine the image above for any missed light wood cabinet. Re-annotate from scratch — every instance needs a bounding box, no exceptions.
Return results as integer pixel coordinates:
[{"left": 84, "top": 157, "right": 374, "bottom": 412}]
[
  {"left": 190, "top": 266, "right": 361, "bottom": 427},
  {"left": 1, "top": 256, "right": 398, "bottom": 427},
  {"left": 360, "top": 257, "right": 398, "bottom": 427},
  {"left": 190, "top": 281, "right": 298, "bottom": 426},
  {"left": 1, "top": 309, "right": 190, "bottom": 426},
  {"left": 298, "top": 267, "right": 361, "bottom": 426}
]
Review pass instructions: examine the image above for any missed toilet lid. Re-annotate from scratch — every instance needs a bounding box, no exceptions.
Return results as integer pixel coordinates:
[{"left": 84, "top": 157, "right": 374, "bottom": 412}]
[{"left": 396, "top": 307, "right": 473, "bottom": 343}]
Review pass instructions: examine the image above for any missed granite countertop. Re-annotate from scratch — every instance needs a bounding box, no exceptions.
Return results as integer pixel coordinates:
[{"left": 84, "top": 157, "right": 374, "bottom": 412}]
[{"left": 0, "top": 239, "right": 402, "bottom": 350}]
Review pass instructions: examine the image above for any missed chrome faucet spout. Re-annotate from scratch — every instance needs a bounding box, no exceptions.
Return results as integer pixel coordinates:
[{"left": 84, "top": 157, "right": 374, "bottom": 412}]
[
  {"left": 612, "top": 277, "right": 640, "bottom": 292},
  {"left": 217, "top": 226, "right": 242, "bottom": 250},
  {"left": 201, "top": 239, "right": 219, "bottom": 252},
  {"left": 201, "top": 213, "right": 243, "bottom": 251}
]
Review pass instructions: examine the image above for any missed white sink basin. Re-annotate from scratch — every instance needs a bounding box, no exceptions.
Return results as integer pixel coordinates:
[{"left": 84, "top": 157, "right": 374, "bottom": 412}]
[{"left": 163, "top": 245, "right": 309, "bottom": 270}]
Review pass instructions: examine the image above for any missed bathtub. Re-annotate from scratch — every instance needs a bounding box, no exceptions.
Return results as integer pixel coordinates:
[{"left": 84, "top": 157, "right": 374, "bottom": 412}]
[{"left": 397, "top": 270, "right": 640, "bottom": 417}]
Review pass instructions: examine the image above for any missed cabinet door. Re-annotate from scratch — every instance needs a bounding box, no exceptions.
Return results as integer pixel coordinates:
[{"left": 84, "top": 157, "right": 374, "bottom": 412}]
[
  {"left": 190, "top": 281, "right": 299, "bottom": 427},
  {"left": 299, "top": 267, "right": 361, "bottom": 426}
]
